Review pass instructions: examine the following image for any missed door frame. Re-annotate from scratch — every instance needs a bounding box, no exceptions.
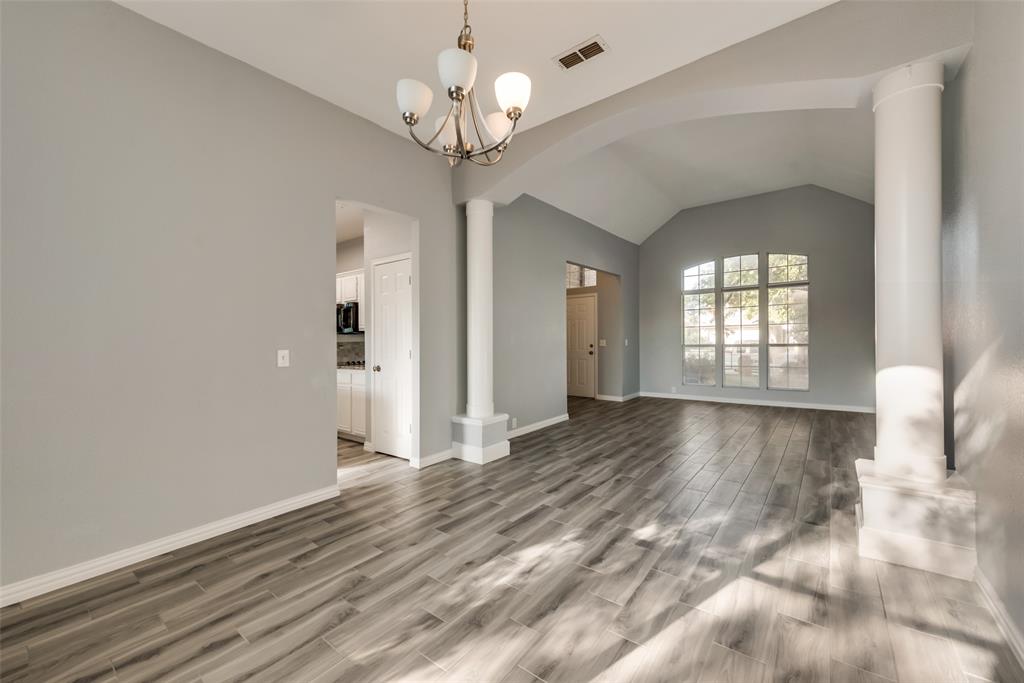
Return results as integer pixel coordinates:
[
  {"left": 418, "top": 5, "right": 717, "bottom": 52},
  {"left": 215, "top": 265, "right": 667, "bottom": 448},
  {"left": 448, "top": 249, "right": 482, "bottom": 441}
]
[
  {"left": 368, "top": 251, "right": 416, "bottom": 462},
  {"left": 566, "top": 292, "right": 599, "bottom": 399}
]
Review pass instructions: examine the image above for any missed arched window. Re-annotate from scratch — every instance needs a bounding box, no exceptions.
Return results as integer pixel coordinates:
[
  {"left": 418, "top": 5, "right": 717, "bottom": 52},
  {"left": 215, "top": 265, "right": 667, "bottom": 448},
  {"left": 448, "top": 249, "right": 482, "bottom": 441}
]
[{"left": 680, "top": 252, "right": 809, "bottom": 392}]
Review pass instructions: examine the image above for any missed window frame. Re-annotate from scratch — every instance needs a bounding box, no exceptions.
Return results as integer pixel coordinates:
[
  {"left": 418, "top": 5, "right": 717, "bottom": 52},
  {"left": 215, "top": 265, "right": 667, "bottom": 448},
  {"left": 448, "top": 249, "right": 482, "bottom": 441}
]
[
  {"left": 681, "top": 260, "right": 717, "bottom": 387},
  {"left": 566, "top": 262, "right": 598, "bottom": 290},
  {"left": 680, "top": 252, "right": 810, "bottom": 394},
  {"left": 766, "top": 253, "right": 810, "bottom": 392}
]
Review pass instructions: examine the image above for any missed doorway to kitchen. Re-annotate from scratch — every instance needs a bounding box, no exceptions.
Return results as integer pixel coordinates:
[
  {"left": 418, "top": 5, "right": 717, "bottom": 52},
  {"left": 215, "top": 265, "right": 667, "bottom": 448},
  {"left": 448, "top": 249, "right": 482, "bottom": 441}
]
[{"left": 335, "top": 200, "right": 419, "bottom": 484}]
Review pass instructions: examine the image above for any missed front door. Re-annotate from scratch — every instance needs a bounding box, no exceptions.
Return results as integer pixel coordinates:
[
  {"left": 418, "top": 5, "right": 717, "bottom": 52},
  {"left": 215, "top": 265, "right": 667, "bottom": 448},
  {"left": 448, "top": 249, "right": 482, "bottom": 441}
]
[
  {"left": 371, "top": 257, "right": 412, "bottom": 459},
  {"left": 567, "top": 294, "right": 597, "bottom": 398}
]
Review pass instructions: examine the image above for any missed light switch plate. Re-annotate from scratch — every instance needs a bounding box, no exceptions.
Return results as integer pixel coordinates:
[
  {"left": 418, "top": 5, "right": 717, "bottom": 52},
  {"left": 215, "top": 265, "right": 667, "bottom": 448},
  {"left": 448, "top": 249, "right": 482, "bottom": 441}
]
[
  {"left": 277, "top": 349, "right": 290, "bottom": 367},
  {"left": 599, "top": 339, "right": 607, "bottom": 347},
  {"left": 625, "top": 338, "right": 629, "bottom": 346}
]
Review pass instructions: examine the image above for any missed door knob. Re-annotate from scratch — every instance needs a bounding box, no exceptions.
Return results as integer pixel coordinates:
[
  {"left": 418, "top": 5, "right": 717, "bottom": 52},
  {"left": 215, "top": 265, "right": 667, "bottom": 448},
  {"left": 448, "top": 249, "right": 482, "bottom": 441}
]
[
  {"left": 373, "top": 365, "right": 381, "bottom": 372},
  {"left": 588, "top": 351, "right": 594, "bottom": 355}
]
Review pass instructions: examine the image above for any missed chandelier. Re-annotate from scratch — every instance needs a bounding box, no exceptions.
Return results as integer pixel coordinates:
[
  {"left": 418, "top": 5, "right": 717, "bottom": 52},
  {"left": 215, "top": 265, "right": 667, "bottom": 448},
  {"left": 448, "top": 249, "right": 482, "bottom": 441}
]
[{"left": 395, "top": 0, "right": 531, "bottom": 167}]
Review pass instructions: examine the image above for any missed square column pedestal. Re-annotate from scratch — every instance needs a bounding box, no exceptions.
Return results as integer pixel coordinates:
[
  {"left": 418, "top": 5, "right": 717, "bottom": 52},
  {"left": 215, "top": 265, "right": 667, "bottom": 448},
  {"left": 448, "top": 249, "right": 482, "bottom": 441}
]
[
  {"left": 452, "top": 413, "right": 510, "bottom": 465},
  {"left": 855, "top": 459, "right": 976, "bottom": 579}
]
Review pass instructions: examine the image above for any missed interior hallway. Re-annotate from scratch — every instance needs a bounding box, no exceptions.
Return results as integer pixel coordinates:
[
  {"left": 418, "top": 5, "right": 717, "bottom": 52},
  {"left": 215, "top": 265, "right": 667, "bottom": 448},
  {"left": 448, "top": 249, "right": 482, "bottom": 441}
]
[{"left": 1, "top": 398, "right": 1020, "bottom": 682}]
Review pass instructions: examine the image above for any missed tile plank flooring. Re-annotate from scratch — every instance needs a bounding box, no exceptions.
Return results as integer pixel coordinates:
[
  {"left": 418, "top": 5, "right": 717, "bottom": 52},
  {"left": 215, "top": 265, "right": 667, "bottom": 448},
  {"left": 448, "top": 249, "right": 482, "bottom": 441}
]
[{"left": 2, "top": 397, "right": 1021, "bottom": 682}]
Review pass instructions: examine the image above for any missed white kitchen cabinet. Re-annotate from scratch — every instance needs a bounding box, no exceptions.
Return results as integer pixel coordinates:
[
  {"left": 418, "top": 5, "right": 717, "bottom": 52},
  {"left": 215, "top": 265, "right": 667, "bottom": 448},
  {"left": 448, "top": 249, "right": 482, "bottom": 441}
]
[
  {"left": 356, "top": 272, "right": 366, "bottom": 331},
  {"left": 339, "top": 273, "right": 359, "bottom": 303},
  {"left": 336, "top": 270, "right": 366, "bottom": 332},
  {"left": 337, "top": 380, "right": 352, "bottom": 433},
  {"left": 337, "top": 369, "right": 366, "bottom": 437},
  {"left": 351, "top": 385, "right": 366, "bottom": 436}
]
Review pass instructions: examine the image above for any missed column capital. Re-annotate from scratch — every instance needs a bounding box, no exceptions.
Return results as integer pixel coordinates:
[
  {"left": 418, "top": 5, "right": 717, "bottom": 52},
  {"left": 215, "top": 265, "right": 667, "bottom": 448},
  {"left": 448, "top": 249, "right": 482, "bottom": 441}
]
[
  {"left": 873, "top": 61, "right": 944, "bottom": 112},
  {"left": 466, "top": 198, "right": 494, "bottom": 218}
]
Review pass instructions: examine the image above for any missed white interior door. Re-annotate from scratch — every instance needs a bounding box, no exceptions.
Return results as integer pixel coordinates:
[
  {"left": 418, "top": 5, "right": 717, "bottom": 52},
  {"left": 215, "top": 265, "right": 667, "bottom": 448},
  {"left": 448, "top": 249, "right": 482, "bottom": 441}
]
[
  {"left": 567, "top": 294, "right": 597, "bottom": 398},
  {"left": 371, "top": 257, "right": 412, "bottom": 459}
]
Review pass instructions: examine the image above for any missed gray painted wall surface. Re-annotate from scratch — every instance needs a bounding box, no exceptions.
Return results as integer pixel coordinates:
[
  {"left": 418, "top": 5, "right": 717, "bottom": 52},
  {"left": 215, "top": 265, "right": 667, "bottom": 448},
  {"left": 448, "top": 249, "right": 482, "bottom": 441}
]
[
  {"left": 0, "top": 1, "right": 456, "bottom": 584},
  {"left": 572, "top": 270, "right": 624, "bottom": 398},
  {"left": 942, "top": 0, "right": 1024, "bottom": 635},
  {"left": 639, "top": 185, "right": 875, "bottom": 409},
  {"left": 493, "top": 196, "right": 639, "bottom": 429},
  {"left": 335, "top": 237, "right": 364, "bottom": 274}
]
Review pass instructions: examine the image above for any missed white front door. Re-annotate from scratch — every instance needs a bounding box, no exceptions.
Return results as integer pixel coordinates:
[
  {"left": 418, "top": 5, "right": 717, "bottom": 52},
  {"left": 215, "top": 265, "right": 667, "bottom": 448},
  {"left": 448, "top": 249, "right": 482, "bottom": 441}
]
[
  {"left": 567, "top": 294, "right": 597, "bottom": 398},
  {"left": 371, "top": 257, "right": 412, "bottom": 459}
]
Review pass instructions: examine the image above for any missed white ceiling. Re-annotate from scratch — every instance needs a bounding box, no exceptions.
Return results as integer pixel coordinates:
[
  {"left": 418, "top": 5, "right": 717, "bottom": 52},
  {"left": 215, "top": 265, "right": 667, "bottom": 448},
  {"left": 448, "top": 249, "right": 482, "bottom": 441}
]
[
  {"left": 526, "top": 108, "right": 874, "bottom": 244},
  {"left": 119, "top": 1, "right": 833, "bottom": 138},
  {"left": 335, "top": 202, "right": 364, "bottom": 243}
]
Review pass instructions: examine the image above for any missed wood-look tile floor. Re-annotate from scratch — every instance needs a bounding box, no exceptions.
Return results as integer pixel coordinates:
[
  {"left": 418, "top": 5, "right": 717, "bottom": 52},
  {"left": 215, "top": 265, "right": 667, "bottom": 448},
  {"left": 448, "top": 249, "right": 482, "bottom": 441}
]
[{"left": 2, "top": 398, "right": 1021, "bottom": 683}]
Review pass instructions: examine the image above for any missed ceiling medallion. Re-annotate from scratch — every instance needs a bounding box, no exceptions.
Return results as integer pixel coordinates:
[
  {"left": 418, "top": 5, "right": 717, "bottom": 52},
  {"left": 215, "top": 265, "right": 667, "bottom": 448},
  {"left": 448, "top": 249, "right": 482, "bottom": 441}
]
[{"left": 395, "top": 0, "right": 531, "bottom": 167}]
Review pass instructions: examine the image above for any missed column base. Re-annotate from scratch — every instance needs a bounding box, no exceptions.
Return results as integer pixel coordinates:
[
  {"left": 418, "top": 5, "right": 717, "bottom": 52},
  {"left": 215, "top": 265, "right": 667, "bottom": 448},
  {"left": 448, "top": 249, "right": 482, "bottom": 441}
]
[
  {"left": 451, "top": 413, "right": 510, "bottom": 465},
  {"left": 855, "top": 458, "right": 976, "bottom": 579}
]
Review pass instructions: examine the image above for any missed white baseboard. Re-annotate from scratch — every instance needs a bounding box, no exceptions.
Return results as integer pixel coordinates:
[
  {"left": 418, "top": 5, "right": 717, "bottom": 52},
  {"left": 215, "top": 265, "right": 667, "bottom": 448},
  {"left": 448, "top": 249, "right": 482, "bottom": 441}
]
[
  {"left": 596, "top": 393, "right": 640, "bottom": 402},
  {"left": 452, "top": 439, "right": 510, "bottom": 465},
  {"left": 507, "top": 413, "right": 569, "bottom": 439},
  {"left": 975, "top": 567, "right": 1024, "bottom": 670},
  {"left": 417, "top": 448, "right": 453, "bottom": 469},
  {"left": 362, "top": 441, "right": 375, "bottom": 453},
  {"left": 0, "top": 485, "right": 339, "bottom": 608},
  {"left": 638, "top": 391, "right": 874, "bottom": 413}
]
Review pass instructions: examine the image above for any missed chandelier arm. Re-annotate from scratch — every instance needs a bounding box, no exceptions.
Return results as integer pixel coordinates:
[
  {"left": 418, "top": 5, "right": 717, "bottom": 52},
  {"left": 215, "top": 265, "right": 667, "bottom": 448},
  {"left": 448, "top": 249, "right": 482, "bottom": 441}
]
[
  {"left": 406, "top": 101, "right": 461, "bottom": 157},
  {"left": 452, "top": 99, "right": 469, "bottom": 159},
  {"left": 421, "top": 100, "right": 458, "bottom": 148},
  {"left": 467, "top": 90, "right": 495, "bottom": 163},
  {"left": 466, "top": 116, "right": 519, "bottom": 158},
  {"left": 466, "top": 148, "right": 505, "bottom": 167},
  {"left": 408, "top": 127, "right": 462, "bottom": 159}
]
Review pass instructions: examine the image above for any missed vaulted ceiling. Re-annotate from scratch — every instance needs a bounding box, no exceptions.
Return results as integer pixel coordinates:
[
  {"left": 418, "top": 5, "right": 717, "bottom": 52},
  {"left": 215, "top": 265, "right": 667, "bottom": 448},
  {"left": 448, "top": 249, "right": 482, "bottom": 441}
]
[
  {"left": 118, "top": 1, "right": 833, "bottom": 137},
  {"left": 525, "top": 108, "right": 875, "bottom": 244}
]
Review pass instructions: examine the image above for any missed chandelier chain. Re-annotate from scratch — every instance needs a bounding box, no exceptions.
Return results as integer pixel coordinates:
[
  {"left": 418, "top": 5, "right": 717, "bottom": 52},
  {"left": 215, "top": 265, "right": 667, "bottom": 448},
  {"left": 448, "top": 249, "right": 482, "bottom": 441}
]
[{"left": 463, "top": 0, "right": 470, "bottom": 33}]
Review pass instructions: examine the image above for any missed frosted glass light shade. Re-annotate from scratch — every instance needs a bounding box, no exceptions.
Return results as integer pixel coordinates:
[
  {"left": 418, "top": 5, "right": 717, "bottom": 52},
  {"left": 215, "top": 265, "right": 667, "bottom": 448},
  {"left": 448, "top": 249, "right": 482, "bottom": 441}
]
[
  {"left": 483, "top": 111, "right": 512, "bottom": 144},
  {"left": 495, "top": 72, "right": 531, "bottom": 113},
  {"left": 435, "top": 115, "right": 457, "bottom": 148},
  {"left": 437, "top": 48, "right": 478, "bottom": 92},
  {"left": 396, "top": 79, "right": 433, "bottom": 117}
]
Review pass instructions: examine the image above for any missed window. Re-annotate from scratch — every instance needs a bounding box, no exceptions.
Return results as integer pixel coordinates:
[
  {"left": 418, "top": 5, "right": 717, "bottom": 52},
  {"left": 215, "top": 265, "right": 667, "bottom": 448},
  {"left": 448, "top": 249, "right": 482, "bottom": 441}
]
[
  {"left": 682, "top": 260, "right": 715, "bottom": 385},
  {"left": 566, "top": 263, "right": 597, "bottom": 289},
  {"left": 768, "top": 253, "right": 808, "bottom": 284},
  {"left": 723, "top": 288, "right": 760, "bottom": 387},
  {"left": 683, "top": 261, "right": 715, "bottom": 291},
  {"left": 724, "top": 254, "right": 759, "bottom": 288},
  {"left": 767, "top": 253, "right": 809, "bottom": 390},
  {"left": 681, "top": 252, "right": 810, "bottom": 392}
]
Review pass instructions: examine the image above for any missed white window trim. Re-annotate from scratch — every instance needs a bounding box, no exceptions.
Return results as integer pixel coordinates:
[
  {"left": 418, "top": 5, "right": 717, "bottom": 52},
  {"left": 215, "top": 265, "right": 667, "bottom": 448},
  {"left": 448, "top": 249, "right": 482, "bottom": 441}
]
[{"left": 681, "top": 253, "right": 810, "bottom": 393}]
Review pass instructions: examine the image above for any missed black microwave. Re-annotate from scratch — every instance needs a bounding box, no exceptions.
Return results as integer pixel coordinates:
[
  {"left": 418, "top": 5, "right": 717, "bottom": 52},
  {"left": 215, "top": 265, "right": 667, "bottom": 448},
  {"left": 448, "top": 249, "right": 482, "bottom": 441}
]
[{"left": 337, "top": 302, "right": 358, "bottom": 334}]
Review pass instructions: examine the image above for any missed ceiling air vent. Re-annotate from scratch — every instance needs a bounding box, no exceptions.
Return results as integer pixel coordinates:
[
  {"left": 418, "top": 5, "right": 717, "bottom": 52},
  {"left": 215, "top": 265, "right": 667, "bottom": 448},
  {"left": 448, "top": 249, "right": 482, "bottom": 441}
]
[{"left": 554, "top": 35, "right": 609, "bottom": 71}]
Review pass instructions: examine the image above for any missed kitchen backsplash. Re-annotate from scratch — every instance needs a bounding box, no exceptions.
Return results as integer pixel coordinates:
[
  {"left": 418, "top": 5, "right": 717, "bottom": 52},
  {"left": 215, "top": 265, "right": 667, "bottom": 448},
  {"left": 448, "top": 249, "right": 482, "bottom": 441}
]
[{"left": 337, "top": 341, "right": 365, "bottom": 366}]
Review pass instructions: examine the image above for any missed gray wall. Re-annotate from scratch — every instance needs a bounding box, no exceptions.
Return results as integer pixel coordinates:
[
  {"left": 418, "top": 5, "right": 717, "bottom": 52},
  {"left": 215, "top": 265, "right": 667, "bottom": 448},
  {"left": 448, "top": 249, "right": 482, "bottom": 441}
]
[
  {"left": 942, "top": 1, "right": 1024, "bottom": 634},
  {"left": 572, "top": 270, "right": 624, "bottom": 398},
  {"left": 493, "top": 196, "right": 639, "bottom": 429},
  {"left": 335, "top": 237, "right": 364, "bottom": 274},
  {"left": 639, "top": 185, "right": 875, "bottom": 409},
  {"left": 0, "top": 1, "right": 457, "bottom": 585}
]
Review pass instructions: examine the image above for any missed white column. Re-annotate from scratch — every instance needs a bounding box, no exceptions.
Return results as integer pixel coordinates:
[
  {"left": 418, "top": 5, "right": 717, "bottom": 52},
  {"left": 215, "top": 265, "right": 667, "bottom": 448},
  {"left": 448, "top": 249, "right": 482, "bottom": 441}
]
[
  {"left": 872, "top": 61, "right": 947, "bottom": 484},
  {"left": 855, "top": 62, "right": 975, "bottom": 580},
  {"left": 449, "top": 198, "right": 510, "bottom": 466},
  {"left": 466, "top": 198, "right": 495, "bottom": 418}
]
